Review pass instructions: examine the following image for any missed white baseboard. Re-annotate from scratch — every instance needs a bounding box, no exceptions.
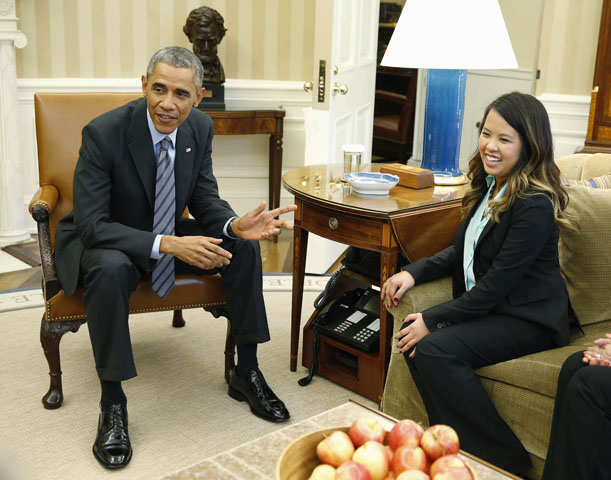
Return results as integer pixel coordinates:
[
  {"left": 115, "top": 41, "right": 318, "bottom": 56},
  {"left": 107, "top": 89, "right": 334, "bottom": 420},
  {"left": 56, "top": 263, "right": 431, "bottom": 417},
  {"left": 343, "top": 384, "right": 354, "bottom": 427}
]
[{"left": 18, "top": 78, "right": 310, "bottom": 232}]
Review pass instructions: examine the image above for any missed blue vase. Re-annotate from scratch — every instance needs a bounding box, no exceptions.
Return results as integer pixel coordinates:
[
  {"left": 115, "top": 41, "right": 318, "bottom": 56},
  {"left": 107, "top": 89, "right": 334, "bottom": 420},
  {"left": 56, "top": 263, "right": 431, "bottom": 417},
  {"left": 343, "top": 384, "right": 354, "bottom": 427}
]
[{"left": 420, "top": 69, "right": 467, "bottom": 178}]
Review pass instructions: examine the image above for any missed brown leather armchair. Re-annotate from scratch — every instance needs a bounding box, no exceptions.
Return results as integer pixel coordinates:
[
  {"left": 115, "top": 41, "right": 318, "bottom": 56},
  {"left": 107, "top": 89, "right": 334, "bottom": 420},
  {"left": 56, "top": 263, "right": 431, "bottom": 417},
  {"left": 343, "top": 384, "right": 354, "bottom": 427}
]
[{"left": 29, "top": 93, "right": 234, "bottom": 410}]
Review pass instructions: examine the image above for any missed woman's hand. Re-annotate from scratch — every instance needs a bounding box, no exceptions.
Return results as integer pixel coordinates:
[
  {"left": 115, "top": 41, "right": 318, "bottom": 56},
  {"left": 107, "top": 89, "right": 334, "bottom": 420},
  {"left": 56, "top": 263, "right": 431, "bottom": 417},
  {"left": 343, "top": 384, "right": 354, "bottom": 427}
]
[
  {"left": 395, "top": 313, "right": 430, "bottom": 358},
  {"left": 381, "top": 271, "right": 416, "bottom": 309},
  {"left": 593, "top": 332, "right": 611, "bottom": 347},
  {"left": 582, "top": 334, "right": 611, "bottom": 366}
]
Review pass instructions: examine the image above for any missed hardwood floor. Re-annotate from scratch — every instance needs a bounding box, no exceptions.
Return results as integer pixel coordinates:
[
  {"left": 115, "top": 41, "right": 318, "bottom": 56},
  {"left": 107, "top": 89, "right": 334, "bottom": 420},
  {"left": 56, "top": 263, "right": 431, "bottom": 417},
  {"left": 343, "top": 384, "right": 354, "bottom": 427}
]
[
  {"left": 0, "top": 233, "right": 299, "bottom": 291},
  {"left": 0, "top": 236, "right": 41, "bottom": 290}
]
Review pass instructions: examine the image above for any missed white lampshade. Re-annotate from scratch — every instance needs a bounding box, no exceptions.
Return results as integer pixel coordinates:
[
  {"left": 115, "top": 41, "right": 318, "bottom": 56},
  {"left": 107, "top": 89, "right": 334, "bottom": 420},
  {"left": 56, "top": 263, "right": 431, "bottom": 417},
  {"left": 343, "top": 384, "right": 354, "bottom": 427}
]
[{"left": 381, "top": 0, "right": 517, "bottom": 70}]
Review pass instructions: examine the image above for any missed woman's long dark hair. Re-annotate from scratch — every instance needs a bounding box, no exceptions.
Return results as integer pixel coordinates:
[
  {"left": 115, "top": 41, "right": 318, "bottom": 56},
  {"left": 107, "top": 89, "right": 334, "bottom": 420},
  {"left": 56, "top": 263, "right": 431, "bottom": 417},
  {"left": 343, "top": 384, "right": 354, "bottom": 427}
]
[{"left": 462, "top": 91, "right": 575, "bottom": 230}]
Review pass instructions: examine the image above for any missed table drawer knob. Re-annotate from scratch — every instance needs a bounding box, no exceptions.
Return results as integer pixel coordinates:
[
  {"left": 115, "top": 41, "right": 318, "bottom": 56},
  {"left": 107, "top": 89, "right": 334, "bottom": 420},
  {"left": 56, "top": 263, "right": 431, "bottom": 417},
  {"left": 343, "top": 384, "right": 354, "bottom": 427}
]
[{"left": 328, "top": 217, "right": 339, "bottom": 230}]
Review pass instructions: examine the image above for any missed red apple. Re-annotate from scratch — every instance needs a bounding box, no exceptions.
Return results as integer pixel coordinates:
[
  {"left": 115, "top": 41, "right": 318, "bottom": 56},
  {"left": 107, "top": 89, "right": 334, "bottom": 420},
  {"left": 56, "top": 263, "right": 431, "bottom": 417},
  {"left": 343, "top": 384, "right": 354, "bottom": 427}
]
[
  {"left": 349, "top": 417, "right": 387, "bottom": 447},
  {"left": 316, "top": 430, "right": 355, "bottom": 467},
  {"left": 352, "top": 440, "right": 391, "bottom": 480},
  {"left": 308, "top": 463, "right": 336, "bottom": 480},
  {"left": 336, "top": 460, "right": 372, "bottom": 480},
  {"left": 433, "top": 467, "right": 473, "bottom": 480},
  {"left": 429, "top": 455, "right": 467, "bottom": 478},
  {"left": 388, "top": 419, "right": 425, "bottom": 451},
  {"left": 420, "top": 425, "right": 460, "bottom": 461},
  {"left": 396, "top": 470, "right": 431, "bottom": 480},
  {"left": 392, "top": 445, "right": 429, "bottom": 477}
]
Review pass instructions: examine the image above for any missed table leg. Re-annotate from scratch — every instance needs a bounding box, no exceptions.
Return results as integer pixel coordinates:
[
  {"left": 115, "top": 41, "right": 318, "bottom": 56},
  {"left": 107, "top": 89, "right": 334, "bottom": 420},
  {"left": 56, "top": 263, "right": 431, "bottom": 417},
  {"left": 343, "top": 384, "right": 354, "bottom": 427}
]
[
  {"left": 290, "top": 223, "right": 308, "bottom": 371},
  {"left": 269, "top": 134, "right": 283, "bottom": 244},
  {"left": 379, "top": 250, "right": 398, "bottom": 394}
]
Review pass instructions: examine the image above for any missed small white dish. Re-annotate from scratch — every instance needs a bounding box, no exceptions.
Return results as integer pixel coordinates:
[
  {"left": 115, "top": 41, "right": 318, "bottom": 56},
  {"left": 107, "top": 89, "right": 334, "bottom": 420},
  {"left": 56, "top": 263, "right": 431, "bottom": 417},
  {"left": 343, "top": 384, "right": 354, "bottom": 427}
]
[{"left": 343, "top": 172, "right": 400, "bottom": 195}]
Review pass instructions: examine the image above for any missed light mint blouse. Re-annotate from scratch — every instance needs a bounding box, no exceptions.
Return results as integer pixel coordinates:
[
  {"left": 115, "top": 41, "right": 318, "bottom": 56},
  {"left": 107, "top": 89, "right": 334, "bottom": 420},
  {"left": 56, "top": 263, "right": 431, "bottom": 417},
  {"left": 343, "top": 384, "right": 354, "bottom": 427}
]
[{"left": 463, "top": 176, "right": 507, "bottom": 291}]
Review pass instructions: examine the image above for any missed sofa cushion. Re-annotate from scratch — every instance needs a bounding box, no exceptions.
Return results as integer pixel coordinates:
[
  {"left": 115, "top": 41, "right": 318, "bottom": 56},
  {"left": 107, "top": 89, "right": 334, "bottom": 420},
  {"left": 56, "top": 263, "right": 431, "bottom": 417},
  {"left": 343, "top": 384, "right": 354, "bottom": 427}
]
[
  {"left": 476, "top": 321, "right": 611, "bottom": 398},
  {"left": 556, "top": 153, "right": 611, "bottom": 180},
  {"left": 561, "top": 174, "right": 611, "bottom": 188},
  {"left": 558, "top": 185, "right": 611, "bottom": 326},
  {"left": 579, "top": 154, "right": 611, "bottom": 180}
]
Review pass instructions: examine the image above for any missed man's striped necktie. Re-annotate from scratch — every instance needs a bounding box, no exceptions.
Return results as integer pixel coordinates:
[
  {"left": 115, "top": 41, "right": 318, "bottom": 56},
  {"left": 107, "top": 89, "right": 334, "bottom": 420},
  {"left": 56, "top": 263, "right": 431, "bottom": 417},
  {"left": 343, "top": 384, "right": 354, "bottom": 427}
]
[{"left": 152, "top": 137, "right": 175, "bottom": 298}]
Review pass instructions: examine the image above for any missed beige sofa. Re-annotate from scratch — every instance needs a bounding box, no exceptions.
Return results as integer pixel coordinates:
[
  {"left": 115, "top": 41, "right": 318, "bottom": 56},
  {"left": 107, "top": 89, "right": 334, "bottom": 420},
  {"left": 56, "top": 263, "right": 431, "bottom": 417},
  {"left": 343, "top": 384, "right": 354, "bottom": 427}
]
[{"left": 380, "top": 153, "right": 611, "bottom": 480}]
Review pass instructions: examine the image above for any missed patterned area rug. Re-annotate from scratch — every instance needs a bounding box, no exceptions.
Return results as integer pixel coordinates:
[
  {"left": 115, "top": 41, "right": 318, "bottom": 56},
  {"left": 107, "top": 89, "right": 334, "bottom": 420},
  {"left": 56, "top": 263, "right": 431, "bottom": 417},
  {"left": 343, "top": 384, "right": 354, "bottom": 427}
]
[{"left": 0, "top": 286, "right": 374, "bottom": 480}]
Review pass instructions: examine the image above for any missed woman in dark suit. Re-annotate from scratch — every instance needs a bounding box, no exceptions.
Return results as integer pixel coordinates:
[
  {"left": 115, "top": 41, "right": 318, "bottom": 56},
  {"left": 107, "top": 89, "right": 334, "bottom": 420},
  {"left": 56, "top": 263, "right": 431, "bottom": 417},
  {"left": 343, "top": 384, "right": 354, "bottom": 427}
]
[
  {"left": 381, "top": 92, "right": 576, "bottom": 476},
  {"left": 542, "top": 333, "right": 611, "bottom": 480}
]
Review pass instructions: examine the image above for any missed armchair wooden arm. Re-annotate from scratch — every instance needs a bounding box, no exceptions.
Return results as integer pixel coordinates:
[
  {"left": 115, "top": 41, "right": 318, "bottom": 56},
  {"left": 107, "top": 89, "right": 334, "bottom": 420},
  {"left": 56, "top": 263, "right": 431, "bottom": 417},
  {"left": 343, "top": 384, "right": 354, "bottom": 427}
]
[{"left": 29, "top": 185, "right": 61, "bottom": 300}]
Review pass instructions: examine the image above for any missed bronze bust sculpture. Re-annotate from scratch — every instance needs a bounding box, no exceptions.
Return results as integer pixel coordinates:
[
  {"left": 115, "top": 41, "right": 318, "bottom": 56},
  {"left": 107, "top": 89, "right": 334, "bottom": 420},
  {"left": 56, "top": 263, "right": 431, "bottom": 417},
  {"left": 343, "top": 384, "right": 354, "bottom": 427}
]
[{"left": 183, "top": 6, "right": 227, "bottom": 85}]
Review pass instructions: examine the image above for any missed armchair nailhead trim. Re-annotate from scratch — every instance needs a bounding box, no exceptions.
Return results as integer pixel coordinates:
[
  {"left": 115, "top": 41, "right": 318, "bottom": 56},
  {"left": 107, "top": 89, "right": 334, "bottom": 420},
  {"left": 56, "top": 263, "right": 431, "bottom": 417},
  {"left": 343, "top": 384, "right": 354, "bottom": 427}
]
[
  {"left": 45, "top": 301, "right": 227, "bottom": 322},
  {"left": 31, "top": 201, "right": 50, "bottom": 213}
]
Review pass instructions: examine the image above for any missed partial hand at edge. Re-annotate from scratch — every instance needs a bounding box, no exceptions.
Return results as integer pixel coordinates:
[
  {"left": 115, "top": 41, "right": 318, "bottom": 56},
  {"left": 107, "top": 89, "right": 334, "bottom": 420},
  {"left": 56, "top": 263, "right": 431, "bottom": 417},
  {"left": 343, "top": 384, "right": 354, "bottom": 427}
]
[
  {"left": 160, "top": 235, "right": 232, "bottom": 270},
  {"left": 381, "top": 271, "right": 416, "bottom": 309},
  {"left": 582, "top": 335, "right": 611, "bottom": 366},
  {"left": 232, "top": 201, "right": 298, "bottom": 241}
]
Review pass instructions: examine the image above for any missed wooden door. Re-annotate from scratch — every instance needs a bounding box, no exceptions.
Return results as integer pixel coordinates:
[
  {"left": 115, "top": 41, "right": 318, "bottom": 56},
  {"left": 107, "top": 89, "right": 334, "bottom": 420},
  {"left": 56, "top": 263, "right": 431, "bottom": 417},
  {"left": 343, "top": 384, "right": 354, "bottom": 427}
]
[
  {"left": 303, "top": 0, "right": 380, "bottom": 273},
  {"left": 582, "top": 0, "right": 611, "bottom": 153}
]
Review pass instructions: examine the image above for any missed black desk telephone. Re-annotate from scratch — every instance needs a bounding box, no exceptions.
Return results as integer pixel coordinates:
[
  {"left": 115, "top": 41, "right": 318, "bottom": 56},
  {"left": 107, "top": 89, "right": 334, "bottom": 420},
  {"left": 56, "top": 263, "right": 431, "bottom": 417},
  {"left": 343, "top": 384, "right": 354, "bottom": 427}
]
[{"left": 315, "top": 287, "right": 381, "bottom": 352}]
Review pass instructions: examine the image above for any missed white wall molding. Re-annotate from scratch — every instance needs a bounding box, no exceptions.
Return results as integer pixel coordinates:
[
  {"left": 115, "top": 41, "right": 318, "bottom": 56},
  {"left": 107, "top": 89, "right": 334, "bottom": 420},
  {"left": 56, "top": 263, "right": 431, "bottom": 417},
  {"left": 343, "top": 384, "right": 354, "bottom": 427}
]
[
  {"left": 538, "top": 93, "right": 590, "bottom": 158},
  {"left": 0, "top": 1, "right": 30, "bottom": 246},
  {"left": 18, "top": 78, "right": 310, "bottom": 233}
]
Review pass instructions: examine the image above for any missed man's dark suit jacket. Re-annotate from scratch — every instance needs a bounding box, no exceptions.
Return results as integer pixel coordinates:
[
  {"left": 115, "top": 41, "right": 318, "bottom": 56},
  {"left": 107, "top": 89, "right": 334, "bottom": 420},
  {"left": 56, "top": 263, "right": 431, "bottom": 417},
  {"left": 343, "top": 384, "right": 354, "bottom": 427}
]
[
  {"left": 55, "top": 97, "right": 236, "bottom": 296},
  {"left": 403, "top": 193, "right": 571, "bottom": 346}
]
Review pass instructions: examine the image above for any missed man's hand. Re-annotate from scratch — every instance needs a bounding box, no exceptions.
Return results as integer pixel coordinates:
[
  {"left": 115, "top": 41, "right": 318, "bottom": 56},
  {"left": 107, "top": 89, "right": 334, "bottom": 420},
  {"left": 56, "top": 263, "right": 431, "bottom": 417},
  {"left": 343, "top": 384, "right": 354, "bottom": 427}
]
[
  {"left": 381, "top": 271, "right": 416, "bottom": 309},
  {"left": 395, "top": 313, "right": 430, "bottom": 358},
  {"left": 160, "top": 235, "right": 232, "bottom": 270},
  {"left": 232, "top": 202, "right": 297, "bottom": 240}
]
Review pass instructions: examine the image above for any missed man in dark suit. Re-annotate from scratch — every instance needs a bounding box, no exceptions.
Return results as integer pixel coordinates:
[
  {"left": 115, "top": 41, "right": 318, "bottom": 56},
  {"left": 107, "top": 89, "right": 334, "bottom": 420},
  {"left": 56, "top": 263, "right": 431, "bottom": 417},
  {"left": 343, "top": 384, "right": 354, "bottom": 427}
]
[{"left": 54, "top": 46, "right": 296, "bottom": 469}]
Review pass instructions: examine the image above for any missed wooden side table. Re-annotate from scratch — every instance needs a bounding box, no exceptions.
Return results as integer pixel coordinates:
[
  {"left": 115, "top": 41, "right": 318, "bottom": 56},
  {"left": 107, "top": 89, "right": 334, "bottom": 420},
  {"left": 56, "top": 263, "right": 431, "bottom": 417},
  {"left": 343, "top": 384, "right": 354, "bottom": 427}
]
[
  {"left": 200, "top": 108, "right": 285, "bottom": 218},
  {"left": 283, "top": 165, "right": 469, "bottom": 401}
]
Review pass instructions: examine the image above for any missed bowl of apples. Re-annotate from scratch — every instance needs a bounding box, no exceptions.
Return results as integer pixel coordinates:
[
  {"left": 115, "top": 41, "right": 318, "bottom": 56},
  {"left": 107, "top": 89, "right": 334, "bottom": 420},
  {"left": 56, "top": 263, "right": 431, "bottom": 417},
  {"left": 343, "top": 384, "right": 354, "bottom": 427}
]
[{"left": 275, "top": 417, "right": 476, "bottom": 480}]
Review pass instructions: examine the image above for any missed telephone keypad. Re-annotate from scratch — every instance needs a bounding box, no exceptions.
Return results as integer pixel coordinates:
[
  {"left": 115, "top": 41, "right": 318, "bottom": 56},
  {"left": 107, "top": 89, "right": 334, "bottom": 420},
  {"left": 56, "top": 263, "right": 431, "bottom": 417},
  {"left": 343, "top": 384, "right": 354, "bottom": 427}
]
[
  {"left": 333, "top": 320, "right": 352, "bottom": 333},
  {"left": 353, "top": 329, "right": 375, "bottom": 344}
]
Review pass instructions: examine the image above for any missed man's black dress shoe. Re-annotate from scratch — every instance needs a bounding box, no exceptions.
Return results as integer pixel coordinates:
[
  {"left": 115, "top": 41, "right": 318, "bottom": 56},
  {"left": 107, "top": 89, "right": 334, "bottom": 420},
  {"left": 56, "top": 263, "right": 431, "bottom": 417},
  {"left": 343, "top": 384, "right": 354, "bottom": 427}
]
[
  {"left": 92, "top": 403, "right": 132, "bottom": 469},
  {"left": 228, "top": 367, "right": 290, "bottom": 422}
]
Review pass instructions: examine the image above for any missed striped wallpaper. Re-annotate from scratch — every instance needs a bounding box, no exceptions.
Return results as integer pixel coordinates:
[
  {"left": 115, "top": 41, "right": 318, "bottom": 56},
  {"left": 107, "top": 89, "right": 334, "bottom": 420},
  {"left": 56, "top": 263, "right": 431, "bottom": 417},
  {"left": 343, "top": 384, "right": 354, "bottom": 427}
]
[
  {"left": 536, "top": 0, "right": 603, "bottom": 95},
  {"left": 15, "top": 0, "right": 315, "bottom": 81},
  {"left": 15, "top": 0, "right": 603, "bottom": 96}
]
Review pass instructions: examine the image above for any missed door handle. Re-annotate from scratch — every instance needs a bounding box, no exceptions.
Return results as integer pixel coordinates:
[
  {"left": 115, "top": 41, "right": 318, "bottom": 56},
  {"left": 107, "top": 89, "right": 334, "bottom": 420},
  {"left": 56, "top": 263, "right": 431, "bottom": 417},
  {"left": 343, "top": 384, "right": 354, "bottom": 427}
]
[
  {"left": 333, "top": 83, "right": 349, "bottom": 96},
  {"left": 303, "top": 81, "right": 314, "bottom": 92}
]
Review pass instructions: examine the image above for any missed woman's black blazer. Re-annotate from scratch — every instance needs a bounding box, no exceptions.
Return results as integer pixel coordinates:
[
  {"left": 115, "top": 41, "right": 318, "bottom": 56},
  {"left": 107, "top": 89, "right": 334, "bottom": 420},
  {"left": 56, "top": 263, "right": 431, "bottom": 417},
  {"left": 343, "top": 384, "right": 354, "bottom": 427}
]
[{"left": 402, "top": 192, "right": 571, "bottom": 346}]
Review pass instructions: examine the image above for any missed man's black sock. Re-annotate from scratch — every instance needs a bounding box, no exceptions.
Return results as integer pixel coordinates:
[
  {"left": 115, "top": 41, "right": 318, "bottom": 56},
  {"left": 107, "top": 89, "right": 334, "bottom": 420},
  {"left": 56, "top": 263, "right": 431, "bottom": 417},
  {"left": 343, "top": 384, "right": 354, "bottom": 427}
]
[
  {"left": 236, "top": 344, "right": 258, "bottom": 377},
  {"left": 100, "top": 380, "right": 127, "bottom": 408}
]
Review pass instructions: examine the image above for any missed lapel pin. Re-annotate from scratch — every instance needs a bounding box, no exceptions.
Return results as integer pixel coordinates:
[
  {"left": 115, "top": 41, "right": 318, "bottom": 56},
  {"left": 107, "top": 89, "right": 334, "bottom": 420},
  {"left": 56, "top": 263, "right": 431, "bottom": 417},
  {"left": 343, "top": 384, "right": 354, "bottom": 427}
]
[{"left": 186, "top": 147, "right": 192, "bottom": 153}]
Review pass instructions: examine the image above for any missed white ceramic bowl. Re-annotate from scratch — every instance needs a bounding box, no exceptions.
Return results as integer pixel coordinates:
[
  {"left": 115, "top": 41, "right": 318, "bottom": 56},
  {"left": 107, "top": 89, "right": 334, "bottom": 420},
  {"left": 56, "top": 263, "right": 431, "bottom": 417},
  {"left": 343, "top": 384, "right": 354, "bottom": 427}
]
[{"left": 343, "top": 172, "right": 400, "bottom": 195}]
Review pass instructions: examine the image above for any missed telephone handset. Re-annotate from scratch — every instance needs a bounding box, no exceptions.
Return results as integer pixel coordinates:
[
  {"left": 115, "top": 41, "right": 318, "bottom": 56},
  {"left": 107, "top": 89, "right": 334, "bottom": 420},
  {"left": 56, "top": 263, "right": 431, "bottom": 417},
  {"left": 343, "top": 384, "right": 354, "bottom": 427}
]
[{"left": 315, "top": 287, "right": 380, "bottom": 352}]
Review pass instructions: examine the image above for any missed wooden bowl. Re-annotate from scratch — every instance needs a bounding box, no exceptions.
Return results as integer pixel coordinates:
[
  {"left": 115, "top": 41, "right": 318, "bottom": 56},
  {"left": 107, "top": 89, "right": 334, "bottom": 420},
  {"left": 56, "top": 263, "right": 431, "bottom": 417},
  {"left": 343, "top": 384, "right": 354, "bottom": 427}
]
[
  {"left": 275, "top": 426, "right": 348, "bottom": 480},
  {"left": 275, "top": 426, "right": 478, "bottom": 480}
]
